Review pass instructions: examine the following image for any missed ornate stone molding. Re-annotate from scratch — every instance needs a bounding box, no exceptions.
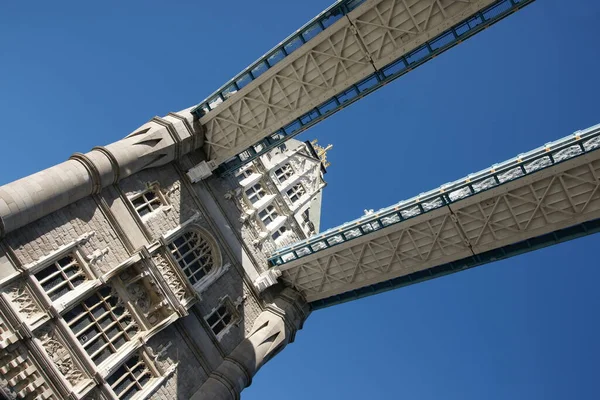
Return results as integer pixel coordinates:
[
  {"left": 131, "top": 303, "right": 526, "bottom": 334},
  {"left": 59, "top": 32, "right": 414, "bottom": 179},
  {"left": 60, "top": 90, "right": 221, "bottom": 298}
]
[
  {"left": 3, "top": 281, "right": 45, "bottom": 324},
  {"left": 119, "top": 265, "right": 171, "bottom": 327},
  {"left": 37, "top": 324, "right": 89, "bottom": 387},
  {"left": 152, "top": 253, "right": 190, "bottom": 304}
]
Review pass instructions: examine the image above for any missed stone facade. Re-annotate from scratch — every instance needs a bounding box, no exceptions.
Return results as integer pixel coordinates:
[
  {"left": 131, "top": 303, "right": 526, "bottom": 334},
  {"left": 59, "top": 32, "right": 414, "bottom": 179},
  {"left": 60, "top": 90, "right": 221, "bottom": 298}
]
[{"left": 0, "top": 110, "right": 322, "bottom": 399}]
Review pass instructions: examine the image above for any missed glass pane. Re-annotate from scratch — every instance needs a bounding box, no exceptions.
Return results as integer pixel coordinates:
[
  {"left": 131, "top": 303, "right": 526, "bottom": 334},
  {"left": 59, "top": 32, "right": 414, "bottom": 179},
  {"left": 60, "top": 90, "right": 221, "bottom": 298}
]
[
  {"left": 302, "top": 23, "right": 322, "bottom": 42},
  {"left": 222, "top": 84, "right": 238, "bottom": 99},
  {"left": 236, "top": 73, "right": 252, "bottom": 89},
  {"left": 251, "top": 62, "right": 268, "bottom": 79},
  {"left": 321, "top": 11, "right": 343, "bottom": 28},
  {"left": 267, "top": 49, "right": 285, "bottom": 67},
  {"left": 284, "top": 36, "right": 304, "bottom": 55},
  {"left": 208, "top": 95, "right": 224, "bottom": 109}
]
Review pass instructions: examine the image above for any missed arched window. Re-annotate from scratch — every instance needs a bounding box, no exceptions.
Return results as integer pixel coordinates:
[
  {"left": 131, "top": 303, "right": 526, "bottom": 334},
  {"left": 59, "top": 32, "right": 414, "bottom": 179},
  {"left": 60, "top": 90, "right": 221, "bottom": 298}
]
[{"left": 168, "top": 229, "right": 216, "bottom": 286}]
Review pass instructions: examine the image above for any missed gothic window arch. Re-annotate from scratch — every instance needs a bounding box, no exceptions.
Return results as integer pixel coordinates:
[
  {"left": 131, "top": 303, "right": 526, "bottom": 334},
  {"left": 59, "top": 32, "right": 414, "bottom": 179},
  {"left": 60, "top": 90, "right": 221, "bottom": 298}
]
[{"left": 167, "top": 226, "right": 222, "bottom": 290}]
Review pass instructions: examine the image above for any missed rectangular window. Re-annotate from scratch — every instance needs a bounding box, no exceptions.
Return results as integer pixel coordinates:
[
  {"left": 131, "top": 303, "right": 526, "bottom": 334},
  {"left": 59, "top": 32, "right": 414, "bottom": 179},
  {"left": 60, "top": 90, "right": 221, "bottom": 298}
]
[
  {"left": 302, "top": 209, "right": 310, "bottom": 222},
  {"left": 63, "top": 286, "right": 138, "bottom": 365},
  {"left": 274, "top": 164, "right": 293, "bottom": 183},
  {"left": 206, "top": 305, "right": 233, "bottom": 336},
  {"left": 245, "top": 184, "right": 265, "bottom": 203},
  {"left": 237, "top": 167, "right": 255, "bottom": 181},
  {"left": 130, "top": 187, "right": 163, "bottom": 217},
  {"left": 258, "top": 205, "right": 278, "bottom": 225},
  {"left": 287, "top": 184, "right": 306, "bottom": 203},
  {"left": 107, "top": 353, "right": 153, "bottom": 400},
  {"left": 272, "top": 225, "right": 288, "bottom": 241},
  {"left": 34, "top": 254, "right": 88, "bottom": 301}
]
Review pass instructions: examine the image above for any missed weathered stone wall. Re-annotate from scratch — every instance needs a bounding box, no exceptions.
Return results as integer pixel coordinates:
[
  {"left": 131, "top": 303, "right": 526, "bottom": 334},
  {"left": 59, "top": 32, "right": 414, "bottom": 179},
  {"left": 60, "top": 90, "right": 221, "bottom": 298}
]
[
  {"left": 119, "top": 164, "right": 198, "bottom": 240},
  {"left": 193, "top": 266, "right": 265, "bottom": 355},
  {"left": 205, "top": 175, "right": 271, "bottom": 272},
  {"left": 147, "top": 325, "right": 209, "bottom": 400},
  {"left": 6, "top": 196, "right": 130, "bottom": 273},
  {"left": 0, "top": 157, "right": 269, "bottom": 399}
]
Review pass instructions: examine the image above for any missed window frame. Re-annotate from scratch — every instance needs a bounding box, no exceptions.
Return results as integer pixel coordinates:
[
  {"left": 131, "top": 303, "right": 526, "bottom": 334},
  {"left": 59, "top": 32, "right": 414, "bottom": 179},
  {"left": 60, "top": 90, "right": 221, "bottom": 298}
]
[
  {"left": 287, "top": 183, "right": 306, "bottom": 203},
  {"left": 237, "top": 166, "right": 255, "bottom": 181},
  {"left": 31, "top": 250, "right": 94, "bottom": 304},
  {"left": 204, "top": 297, "right": 240, "bottom": 340},
  {"left": 245, "top": 183, "right": 266, "bottom": 203},
  {"left": 272, "top": 225, "right": 288, "bottom": 241},
  {"left": 274, "top": 163, "right": 294, "bottom": 183},
  {"left": 129, "top": 183, "right": 167, "bottom": 219},
  {"left": 106, "top": 351, "right": 156, "bottom": 400},
  {"left": 258, "top": 205, "right": 279, "bottom": 226},
  {"left": 62, "top": 285, "right": 140, "bottom": 366},
  {"left": 165, "top": 226, "right": 223, "bottom": 292}
]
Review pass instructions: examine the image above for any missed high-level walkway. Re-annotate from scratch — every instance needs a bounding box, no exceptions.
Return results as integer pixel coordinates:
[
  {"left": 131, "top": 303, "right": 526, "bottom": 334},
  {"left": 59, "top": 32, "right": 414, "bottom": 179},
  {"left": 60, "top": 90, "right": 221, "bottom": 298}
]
[
  {"left": 194, "top": 0, "right": 535, "bottom": 173},
  {"left": 268, "top": 123, "right": 600, "bottom": 308},
  {"left": 0, "top": 0, "right": 537, "bottom": 238}
]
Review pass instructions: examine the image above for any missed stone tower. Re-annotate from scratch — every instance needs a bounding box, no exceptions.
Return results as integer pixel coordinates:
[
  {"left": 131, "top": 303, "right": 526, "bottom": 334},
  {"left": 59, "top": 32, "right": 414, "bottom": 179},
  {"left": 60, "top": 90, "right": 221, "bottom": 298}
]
[{"left": 0, "top": 108, "right": 328, "bottom": 399}]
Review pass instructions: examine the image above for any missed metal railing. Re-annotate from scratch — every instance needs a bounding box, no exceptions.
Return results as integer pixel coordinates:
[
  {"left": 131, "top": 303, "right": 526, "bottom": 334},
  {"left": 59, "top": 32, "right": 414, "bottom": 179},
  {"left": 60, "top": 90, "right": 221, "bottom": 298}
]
[
  {"left": 217, "top": 0, "right": 536, "bottom": 174},
  {"left": 268, "top": 123, "right": 600, "bottom": 266},
  {"left": 191, "top": 0, "right": 367, "bottom": 118}
]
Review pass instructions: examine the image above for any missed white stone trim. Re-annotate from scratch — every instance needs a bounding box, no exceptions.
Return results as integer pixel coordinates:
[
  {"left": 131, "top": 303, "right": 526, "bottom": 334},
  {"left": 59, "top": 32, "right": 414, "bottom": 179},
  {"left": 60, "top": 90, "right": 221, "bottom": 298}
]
[
  {"left": 252, "top": 194, "right": 276, "bottom": 211},
  {"left": 238, "top": 173, "right": 262, "bottom": 188},
  {"left": 253, "top": 269, "right": 282, "bottom": 292},
  {"left": 187, "top": 160, "right": 215, "bottom": 183},
  {"left": 22, "top": 231, "right": 95, "bottom": 274},
  {"left": 161, "top": 211, "right": 201, "bottom": 242}
]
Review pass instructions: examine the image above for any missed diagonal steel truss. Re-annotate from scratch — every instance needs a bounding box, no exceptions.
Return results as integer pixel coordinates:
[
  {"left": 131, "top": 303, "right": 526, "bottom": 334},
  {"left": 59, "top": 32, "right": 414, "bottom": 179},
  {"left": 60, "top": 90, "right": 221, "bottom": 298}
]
[
  {"left": 200, "top": 0, "right": 496, "bottom": 164},
  {"left": 278, "top": 153, "right": 600, "bottom": 302}
]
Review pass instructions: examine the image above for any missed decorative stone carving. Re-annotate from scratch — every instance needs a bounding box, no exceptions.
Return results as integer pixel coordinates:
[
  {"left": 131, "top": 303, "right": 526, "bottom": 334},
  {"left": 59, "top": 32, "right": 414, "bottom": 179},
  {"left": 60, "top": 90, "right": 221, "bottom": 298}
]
[
  {"left": 86, "top": 247, "right": 109, "bottom": 265},
  {"left": 37, "top": 324, "right": 87, "bottom": 387},
  {"left": 120, "top": 265, "right": 170, "bottom": 326},
  {"left": 0, "top": 342, "right": 55, "bottom": 399},
  {"left": 254, "top": 269, "right": 282, "bottom": 292},
  {"left": 4, "top": 281, "right": 44, "bottom": 322},
  {"left": 152, "top": 253, "right": 188, "bottom": 303},
  {"left": 0, "top": 312, "right": 19, "bottom": 350},
  {"left": 247, "top": 218, "right": 262, "bottom": 239},
  {"left": 147, "top": 340, "right": 177, "bottom": 374},
  {"left": 165, "top": 181, "right": 180, "bottom": 197}
]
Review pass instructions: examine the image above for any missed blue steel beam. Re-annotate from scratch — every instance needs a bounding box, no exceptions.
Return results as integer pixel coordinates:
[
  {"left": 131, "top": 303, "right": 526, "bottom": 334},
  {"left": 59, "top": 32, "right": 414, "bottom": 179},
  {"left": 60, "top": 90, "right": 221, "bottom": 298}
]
[
  {"left": 212, "top": 0, "right": 536, "bottom": 174},
  {"left": 269, "top": 124, "right": 600, "bottom": 266}
]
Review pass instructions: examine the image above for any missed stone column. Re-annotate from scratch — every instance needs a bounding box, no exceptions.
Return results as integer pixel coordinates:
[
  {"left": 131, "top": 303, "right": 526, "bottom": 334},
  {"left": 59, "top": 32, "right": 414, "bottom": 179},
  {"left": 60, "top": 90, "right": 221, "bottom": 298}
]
[
  {"left": 190, "top": 287, "right": 310, "bottom": 400},
  {"left": 0, "top": 111, "right": 202, "bottom": 238}
]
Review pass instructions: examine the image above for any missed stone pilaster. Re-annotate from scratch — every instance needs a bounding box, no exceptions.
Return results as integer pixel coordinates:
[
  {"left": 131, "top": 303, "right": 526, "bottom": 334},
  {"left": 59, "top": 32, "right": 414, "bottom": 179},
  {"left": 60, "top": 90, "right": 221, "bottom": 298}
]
[{"left": 190, "top": 287, "right": 309, "bottom": 400}]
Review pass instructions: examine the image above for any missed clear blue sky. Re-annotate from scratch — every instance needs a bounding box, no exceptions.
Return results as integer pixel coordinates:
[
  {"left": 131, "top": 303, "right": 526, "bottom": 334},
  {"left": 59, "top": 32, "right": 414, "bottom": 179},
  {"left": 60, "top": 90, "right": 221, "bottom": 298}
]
[{"left": 2, "top": 1, "right": 600, "bottom": 399}]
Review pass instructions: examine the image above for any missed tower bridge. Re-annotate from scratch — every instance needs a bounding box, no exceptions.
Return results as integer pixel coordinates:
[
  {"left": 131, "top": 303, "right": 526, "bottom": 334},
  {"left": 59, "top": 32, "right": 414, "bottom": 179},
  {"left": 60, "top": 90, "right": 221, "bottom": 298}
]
[{"left": 1, "top": 0, "right": 597, "bottom": 399}]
